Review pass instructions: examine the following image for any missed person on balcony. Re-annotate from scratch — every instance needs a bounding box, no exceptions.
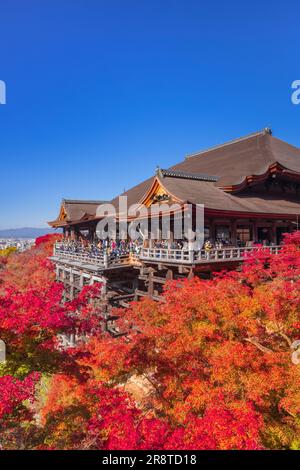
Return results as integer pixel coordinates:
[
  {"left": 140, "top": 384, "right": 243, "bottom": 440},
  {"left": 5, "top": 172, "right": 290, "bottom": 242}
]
[
  {"left": 204, "top": 240, "right": 213, "bottom": 259},
  {"left": 215, "top": 239, "right": 223, "bottom": 250}
]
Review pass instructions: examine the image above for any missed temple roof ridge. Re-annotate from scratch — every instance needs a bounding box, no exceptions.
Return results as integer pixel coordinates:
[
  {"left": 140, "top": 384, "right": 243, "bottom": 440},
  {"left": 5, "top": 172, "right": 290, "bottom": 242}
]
[
  {"left": 185, "top": 128, "right": 272, "bottom": 159},
  {"left": 158, "top": 168, "right": 219, "bottom": 182}
]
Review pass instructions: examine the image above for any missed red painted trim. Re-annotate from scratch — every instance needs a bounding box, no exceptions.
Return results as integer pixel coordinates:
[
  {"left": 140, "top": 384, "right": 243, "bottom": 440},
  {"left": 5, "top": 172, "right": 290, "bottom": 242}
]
[
  {"left": 219, "top": 163, "right": 300, "bottom": 193},
  {"left": 204, "top": 208, "right": 298, "bottom": 219}
]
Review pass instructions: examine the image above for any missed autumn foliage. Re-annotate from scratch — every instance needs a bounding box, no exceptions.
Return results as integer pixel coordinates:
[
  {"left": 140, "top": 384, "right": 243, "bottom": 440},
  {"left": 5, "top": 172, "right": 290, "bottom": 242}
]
[{"left": 0, "top": 233, "right": 299, "bottom": 449}]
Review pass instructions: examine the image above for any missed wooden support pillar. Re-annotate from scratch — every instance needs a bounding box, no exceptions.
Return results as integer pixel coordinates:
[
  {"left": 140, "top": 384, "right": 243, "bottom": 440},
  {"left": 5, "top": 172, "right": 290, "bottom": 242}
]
[
  {"left": 101, "top": 281, "right": 107, "bottom": 295},
  {"left": 231, "top": 219, "right": 237, "bottom": 245},
  {"left": 70, "top": 227, "right": 76, "bottom": 240},
  {"left": 159, "top": 216, "right": 162, "bottom": 241},
  {"left": 65, "top": 228, "right": 71, "bottom": 240},
  {"left": 168, "top": 217, "right": 174, "bottom": 247},
  {"left": 60, "top": 267, "right": 66, "bottom": 302},
  {"left": 271, "top": 221, "right": 276, "bottom": 244},
  {"left": 148, "top": 270, "right": 154, "bottom": 297},
  {"left": 188, "top": 269, "right": 194, "bottom": 280},
  {"left": 252, "top": 220, "right": 258, "bottom": 243},
  {"left": 70, "top": 270, "right": 74, "bottom": 300},
  {"left": 132, "top": 277, "right": 138, "bottom": 292},
  {"left": 166, "top": 269, "right": 173, "bottom": 280},
  {"left": 88, "top": 225, "right": 95, "bottom": 243},
  {"left": 209, "top": 218, "right": 215, "bottom": 242}
]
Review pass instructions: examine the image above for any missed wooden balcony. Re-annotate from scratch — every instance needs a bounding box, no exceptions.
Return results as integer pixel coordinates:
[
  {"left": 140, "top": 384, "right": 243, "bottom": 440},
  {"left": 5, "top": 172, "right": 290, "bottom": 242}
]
[
  {"left": 51, "top": 243, "right": 134, "bottom": 271},
  {"left": 51, "top": 243, "right": 281, "bottom": 270},
  {"left": 139, "top": 245, "right": 281, "bottom": 264}
]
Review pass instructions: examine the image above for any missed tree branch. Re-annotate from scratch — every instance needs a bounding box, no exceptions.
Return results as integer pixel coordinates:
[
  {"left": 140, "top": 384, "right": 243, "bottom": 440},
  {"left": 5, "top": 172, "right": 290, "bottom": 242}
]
[
  {"left": 244, "top": 337, "right": 273, "bottom": 354},
  {"left": 277, "top": 331, "right": 292, "bottom": 348}
]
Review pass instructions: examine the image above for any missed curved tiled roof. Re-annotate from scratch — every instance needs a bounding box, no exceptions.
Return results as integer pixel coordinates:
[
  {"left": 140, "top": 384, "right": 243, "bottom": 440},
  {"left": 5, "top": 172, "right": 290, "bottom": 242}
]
[
  {"left": 62, "top": 199, "right": 106, "bottom": 221},
  {"left": 48, "top": 199, "right": 108, "bottom": 227},
  {"left": 108, "top": 129, "right": 300, "bottom": 216},
  {"left": 172, "top": 129, "right": 300, "bottom": 188},
  {"left": 49, "top": 129, "right": 300, "bottom": 225}
]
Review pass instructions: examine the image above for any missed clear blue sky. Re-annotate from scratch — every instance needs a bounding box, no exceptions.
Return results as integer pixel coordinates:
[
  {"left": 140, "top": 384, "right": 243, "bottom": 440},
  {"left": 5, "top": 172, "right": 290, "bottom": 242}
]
[{"left": 0, "top": 0, "right": 299, "bottom": 228}]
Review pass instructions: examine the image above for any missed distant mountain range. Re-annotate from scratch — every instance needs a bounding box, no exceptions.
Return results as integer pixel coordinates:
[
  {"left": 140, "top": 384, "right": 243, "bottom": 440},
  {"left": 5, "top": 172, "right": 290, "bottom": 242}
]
[{"left": 0, "top": 228, "right": 61, "bottom": 239}]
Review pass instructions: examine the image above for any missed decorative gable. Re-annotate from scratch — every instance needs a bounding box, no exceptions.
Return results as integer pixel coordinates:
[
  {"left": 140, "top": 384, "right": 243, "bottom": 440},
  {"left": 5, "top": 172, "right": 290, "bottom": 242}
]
[{"left": 139, "top": 177, "right": 181, "bottom": 208}]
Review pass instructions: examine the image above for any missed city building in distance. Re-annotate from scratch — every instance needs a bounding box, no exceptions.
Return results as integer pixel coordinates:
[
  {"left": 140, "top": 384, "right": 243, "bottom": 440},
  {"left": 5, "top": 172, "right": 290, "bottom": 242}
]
[{"left": 0, "top": 238, "right": 35, "bottom": 252}]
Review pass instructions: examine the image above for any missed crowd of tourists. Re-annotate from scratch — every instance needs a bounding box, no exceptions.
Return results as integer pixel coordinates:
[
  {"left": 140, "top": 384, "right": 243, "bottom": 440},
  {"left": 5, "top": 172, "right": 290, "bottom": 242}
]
[
  {"left": 56, "top": 239, "right": 143, "bottom": 259},
  {"left": 56, "top": 238, "right": 233, "bottom": 257},
  {"left": 152, "top": 240, "right": 185, "bottom": 250},
  {"left": 55, "top": 235, "right": 280, "bottom": 266},
  {"left": 152, "top": 238, "right": 232, "bottom": 251}
]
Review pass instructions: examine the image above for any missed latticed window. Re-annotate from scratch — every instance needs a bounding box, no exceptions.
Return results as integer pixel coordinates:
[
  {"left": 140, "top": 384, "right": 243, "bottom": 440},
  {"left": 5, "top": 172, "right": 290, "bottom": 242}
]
[{"left": 237, "top": 227, "right": 252, "bottom": 244}]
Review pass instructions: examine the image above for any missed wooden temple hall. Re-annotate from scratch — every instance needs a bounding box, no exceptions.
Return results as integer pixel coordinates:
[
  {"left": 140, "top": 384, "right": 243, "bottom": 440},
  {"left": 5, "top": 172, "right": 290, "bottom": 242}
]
[{"left": 49, "top": 128, "right": 300, "bottom": 306}]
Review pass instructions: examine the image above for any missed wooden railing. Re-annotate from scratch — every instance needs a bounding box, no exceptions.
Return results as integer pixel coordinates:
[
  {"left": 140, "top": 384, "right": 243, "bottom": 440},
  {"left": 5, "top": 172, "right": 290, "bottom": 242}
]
[
  {"left": 139, "top": 248, "right": 193, "bottom": 263},
  {"left": 139, "top": 245, "right": 281, "bottom": 264},
  {"left": 54, "top": 248, "right": 105, "bottom": 265},
  {"left": 53, "top": 244, "right": 131, "bottom": 268}
]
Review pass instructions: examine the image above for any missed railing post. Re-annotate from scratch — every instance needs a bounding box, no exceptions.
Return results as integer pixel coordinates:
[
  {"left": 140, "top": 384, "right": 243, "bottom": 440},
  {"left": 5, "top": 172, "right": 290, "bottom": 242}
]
[
  {"left": 104, "top": 251, "right": 109, "bottom": 268},
  {"left": 189, "top": 250, "right": 194, "bottom": 263}
]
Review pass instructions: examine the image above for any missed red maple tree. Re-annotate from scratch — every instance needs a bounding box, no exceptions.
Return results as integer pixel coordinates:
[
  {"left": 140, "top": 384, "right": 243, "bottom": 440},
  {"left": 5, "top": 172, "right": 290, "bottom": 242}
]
[{"left": 0, "top": 233, "right": 299, "bottom": 449}]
